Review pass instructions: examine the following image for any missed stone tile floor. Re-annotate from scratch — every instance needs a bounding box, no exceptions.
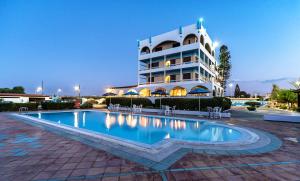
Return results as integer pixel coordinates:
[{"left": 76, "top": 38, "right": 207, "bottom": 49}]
[{"left": 0, "top": 111, "right": 300, "bottom": 180}]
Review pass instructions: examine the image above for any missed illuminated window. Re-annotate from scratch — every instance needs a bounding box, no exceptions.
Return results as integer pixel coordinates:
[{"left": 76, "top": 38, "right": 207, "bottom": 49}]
[{"left": 170, "top": 87, "right": 187, "bottom": 97}]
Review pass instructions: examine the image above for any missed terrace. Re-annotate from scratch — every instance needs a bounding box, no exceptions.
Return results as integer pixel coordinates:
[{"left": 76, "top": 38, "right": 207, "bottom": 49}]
[{"left": 1, "top": 110, "right": 299, "bottom": 180}]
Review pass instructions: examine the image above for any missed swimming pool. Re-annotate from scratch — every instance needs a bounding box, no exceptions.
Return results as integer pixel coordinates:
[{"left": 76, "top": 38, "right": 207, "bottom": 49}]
[{"left": 26, "top": 111, "right": 241, "bottom": 145}]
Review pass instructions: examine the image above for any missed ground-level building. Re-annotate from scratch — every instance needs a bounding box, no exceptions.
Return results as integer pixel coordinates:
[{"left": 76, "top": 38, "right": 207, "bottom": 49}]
[
  {"left": 108, "top": 20, "right": 224, "bottom": 97},
  {"left": 0, "top": 93, "right": 50, "bottom": 103}
]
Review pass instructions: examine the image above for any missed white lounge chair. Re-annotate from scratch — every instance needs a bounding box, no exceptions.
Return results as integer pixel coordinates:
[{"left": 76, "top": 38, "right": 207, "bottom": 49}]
[
  {"left": 213, "top": 107, "right": 222, "bottom": 119},
  {"left": 165, "top": 106, "right": 171, "bottom": 115}
]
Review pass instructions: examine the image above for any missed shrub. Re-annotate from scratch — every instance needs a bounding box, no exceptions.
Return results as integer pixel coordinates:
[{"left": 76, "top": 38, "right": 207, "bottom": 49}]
[
  {"left": 80, "top": 102, "right": 93, "bottom": 109},
  {"left": 247, "top": 106, "right": 256, "bottom": 111},
  {"left": 245, "top": 101, "right": 261, "bottom": 107},
  {"left": 106, "top": 97, "right": 153, "bottom": 107},
  {"left": 0, "top": 103, "right": 38, "bottom": 112},
  {"left": 41, "top": 102, "right": 74, "bottom": 110},
  {"left": 154, "top": 97, "right": 231, "bottom": 111},
  {"left": 279, "top": 105, "right": 288, "bottom": 110}
]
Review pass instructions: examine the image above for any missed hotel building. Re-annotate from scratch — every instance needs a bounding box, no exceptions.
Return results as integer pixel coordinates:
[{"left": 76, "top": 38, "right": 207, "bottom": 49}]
[{"left": 109, "top": 20, "right": 224, "bottom": 97}]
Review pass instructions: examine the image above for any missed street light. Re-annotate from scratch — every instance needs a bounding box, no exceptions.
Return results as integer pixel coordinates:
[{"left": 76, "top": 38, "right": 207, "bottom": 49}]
[
  {"left": 57, "top": 88, "right": 62, "bottom": 96},
  {"left": 74, "top": 85, "right": 80, "bottom": 98},
  {"left": 36, "top": 86, "right": 42, "bottom": 94}
]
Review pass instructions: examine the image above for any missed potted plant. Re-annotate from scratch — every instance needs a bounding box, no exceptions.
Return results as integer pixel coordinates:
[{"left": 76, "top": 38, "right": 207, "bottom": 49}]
[{"left": 245, "top": 101, "right": 261, "bottom": 111}]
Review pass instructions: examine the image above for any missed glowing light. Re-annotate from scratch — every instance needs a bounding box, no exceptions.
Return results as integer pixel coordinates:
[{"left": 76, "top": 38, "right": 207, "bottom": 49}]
[
  {"left": 36, "top": 86, "right": 42, "bottom": 93},
  {"left": 199, "top": 17, "right": 204, "bottom": 22},
  {"left": 57, "top": 88, "right": 62, "bottom": 93},
  {"left": 118, "top": 114, "right": 124, "bottom": 126},
  {"left": 38, "top": 113, "right": 41, "bottom": 119},
  {"left": 74, "top": 112, "right": 79, "bottom": 128},
  {"left": 74, "top": 85, "right": 80, "bottom": 92},
  {"left": 229, "top": 83, "right": 233, "bottom": 88},
  {"left": 105, "top": 113, "right": 116, "bottom": 129},
  {"left": 229, "top": 129, "right": 233, "bottom": 133},
  {"left": 164, "top": 133, "right": 170, "bottom": 139},
  {"left": 139, "top": 116, "right": 149, "bottom": 128},
  {"left": 106, "top": 88, "right": 113, "bottom": 93}
]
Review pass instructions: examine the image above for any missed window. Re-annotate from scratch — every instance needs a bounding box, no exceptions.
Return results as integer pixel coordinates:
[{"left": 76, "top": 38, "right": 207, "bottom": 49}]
[
  {"left": 170, "top": 75, "right": 176, "bottom": 81},
  {"left": 183, "top": 56, "right": 191, "bottom": 63},
  {"left": 169, "top": 59, "right": 176, "bottom": 65},
  {"left": 154, "top": 47, "right": 162, "bottom": 52},
  {"left": 172, "top": 42, "right": 180, "bottom": 47},
  {"left": 151, "top": 62, "right": 159, "bottom": 68},
  {"left": 183, "top": 73, "right": 191, "bottom": 80},
  {"left": 151, "top": 77, "right": 154, "bottom": 82},
  {"left": 195, "top": 73, "right": 199, "bottom": 79},
  {"left": 200, "top": 50, "right": 204, "bottom": 60}
]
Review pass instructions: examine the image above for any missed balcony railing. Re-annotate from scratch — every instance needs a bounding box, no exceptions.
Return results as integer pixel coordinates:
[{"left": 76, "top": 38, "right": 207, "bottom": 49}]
[{"left": 139, "top": 76, "right": 212, "bottom": 85}]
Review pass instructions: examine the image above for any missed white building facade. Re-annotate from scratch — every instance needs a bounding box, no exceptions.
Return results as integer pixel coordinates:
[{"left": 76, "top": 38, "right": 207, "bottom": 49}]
[{"left": 110, "top": 21, "right": 224, "bottom": 97}]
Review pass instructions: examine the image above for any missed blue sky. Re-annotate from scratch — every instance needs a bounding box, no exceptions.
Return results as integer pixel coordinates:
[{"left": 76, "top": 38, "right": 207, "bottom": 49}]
[{"left": 0, "top": 0, "right": 299, "bottom": 95}]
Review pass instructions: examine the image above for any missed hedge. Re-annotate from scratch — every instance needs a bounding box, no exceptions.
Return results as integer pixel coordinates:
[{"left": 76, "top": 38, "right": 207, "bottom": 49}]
[
  {"left": 41, "top": 102, "right": 75, "bottom": 110},
  {"left": 105, "top": 97, "right": 153, "bottom": 107},
  {"left": 0, "top": 103, "right": 38, "bottom": 112},
  {"left": 80, "top": 102, "right": 93, "bottom": 109},
  {"left": 154, "top": 97, "right": 231, "bottom": 111}
]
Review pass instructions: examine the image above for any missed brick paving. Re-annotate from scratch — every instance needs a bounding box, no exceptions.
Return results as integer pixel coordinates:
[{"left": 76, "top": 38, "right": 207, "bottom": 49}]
[{"left": 0, "top": 111, "right": 300, "bottom": 180}]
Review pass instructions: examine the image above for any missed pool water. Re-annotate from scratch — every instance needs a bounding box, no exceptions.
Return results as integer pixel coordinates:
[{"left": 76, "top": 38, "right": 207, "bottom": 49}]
[{"left": 27, "top": 111, "right": 241, "bottom": 145}]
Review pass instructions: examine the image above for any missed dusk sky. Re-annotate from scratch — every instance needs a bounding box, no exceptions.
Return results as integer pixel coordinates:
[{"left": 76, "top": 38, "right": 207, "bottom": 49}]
[{"left": 1, "top": 0, "right": 299, "bottom": 96}]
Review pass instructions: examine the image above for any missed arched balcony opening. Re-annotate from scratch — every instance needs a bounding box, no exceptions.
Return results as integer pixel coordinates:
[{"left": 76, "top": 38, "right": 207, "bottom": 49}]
[
  {"left": 152, "top": 40, "right": 180, "bottom": 52},
  {"left": 200, "top": 35, "right": 204, "bottom": 45},
  {"left": 205, "top": 43, "right": 212, "bottom": 55},
  {"left": 170, "top": 86, "right": 187, "bottom": 97},
  {"left": 191, "top": 85, "right": 209, "bottom": 91},
  {"left": 183, "top": 34, "right": 198, "bottom": 45},
  {"left": 212, "top": 51, "right": 215, "bottom": 57},
  {"left": 139, "top": 88, "right": 151, "bottom": 97},
  {"left": 140, "top": 46, "right": 150, "bottom": 55}
]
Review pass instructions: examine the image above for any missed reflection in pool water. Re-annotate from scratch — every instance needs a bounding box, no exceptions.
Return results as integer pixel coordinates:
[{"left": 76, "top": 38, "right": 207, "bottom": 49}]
[{"left": 27, "top": 111, "right": 241, "bottom": 145}]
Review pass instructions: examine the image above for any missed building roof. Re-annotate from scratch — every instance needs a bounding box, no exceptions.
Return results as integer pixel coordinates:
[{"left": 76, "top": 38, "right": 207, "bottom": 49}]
[
  {"left": 0, "top": 93, "right": 49, "bottom": 98},
  {"left": 110, "top": 85, "right": 137, "bottom": 89}
]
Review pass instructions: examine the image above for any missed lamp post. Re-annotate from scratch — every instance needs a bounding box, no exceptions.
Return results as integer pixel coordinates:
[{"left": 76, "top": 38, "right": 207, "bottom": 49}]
[
  {"left": 74, "top": 85, "right": 80, "bottom": 98},
  {"left": 57, "top": 88, "right": 62, "bottom": 96},
  {"left": 36, "top": 86, "right": 42, "bottom": 94}
]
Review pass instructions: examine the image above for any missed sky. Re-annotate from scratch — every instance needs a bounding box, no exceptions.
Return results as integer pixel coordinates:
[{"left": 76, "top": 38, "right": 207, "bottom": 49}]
[{"left": 0, "top": 0, "right": 300, "bottom": 96}]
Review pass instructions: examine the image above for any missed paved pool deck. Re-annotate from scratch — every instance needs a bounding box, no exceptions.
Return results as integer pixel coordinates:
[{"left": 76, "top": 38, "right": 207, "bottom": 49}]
[{"left": 1, "top": 110, "right": 300, "bottom": 180}]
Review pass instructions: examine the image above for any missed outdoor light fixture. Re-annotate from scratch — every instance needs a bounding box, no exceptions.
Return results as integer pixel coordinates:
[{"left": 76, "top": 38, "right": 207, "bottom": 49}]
[
  {"left": 199, "top": 17, "right": 204, "bottom": 23},
  {"left": 74, "top": 85, "right": 80, "bottom": 97},
  {"left": 36, "top": 86, "right": 42, "bottom": 94}
]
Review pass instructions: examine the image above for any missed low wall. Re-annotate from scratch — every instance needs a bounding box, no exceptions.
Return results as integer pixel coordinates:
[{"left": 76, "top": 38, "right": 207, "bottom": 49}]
[{"left": 117, "top": 107, "right": 231, "bottom": 118}]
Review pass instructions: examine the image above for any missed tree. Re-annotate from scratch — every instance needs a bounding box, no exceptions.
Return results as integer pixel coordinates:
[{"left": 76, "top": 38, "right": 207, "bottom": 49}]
[
  {"left": 240, "top": 91, "right": 251, "bottom": 98},
  {"left": 278, "top": 89, "right": 297, "bottom": 109},
  {"left": 12, "top": 86, "right": 25, "bottom": 94},
  {"left": 234, "top": 84, "right": 241, "bottom": 98},
  {"left": 270, "top": 84, "right": 280, "bottom": 100},
  {"left": 218, "top": 45, "right": 231, "bottom": 91},
  {"left": 0, "top": 86, "right": 25, "bottom": 94}
]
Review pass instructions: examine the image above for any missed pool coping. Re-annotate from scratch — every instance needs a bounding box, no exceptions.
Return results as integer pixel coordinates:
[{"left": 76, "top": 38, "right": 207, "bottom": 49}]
[{"left": 10, "top": 110, "right": 282, "bottom": 171}]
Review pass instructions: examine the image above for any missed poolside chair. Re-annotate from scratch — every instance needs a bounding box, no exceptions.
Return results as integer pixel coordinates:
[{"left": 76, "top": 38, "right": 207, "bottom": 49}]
[
  {"left": 136, "top": 105, "right": 143, "bottom": 113},
  {"left": 165, "top": 106, "right": 171, "bottom": 115},
  {"left": 132, "top": 104, "right": 137, "bottom": 113},
  {"left": 207, "top": 107, "right": 213, "bottom": 118},
  {"left": 115, "top": 104, "right": 120, "bottom": 111},
  {"left": 171, "top": 106, "right": 176, "bottom": 115},
  {"left": 108, "top": 103, "right": 114, "bottom": 111},
  {"left": 213, "top": 107, "right": 222, "bottom": 119}
]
